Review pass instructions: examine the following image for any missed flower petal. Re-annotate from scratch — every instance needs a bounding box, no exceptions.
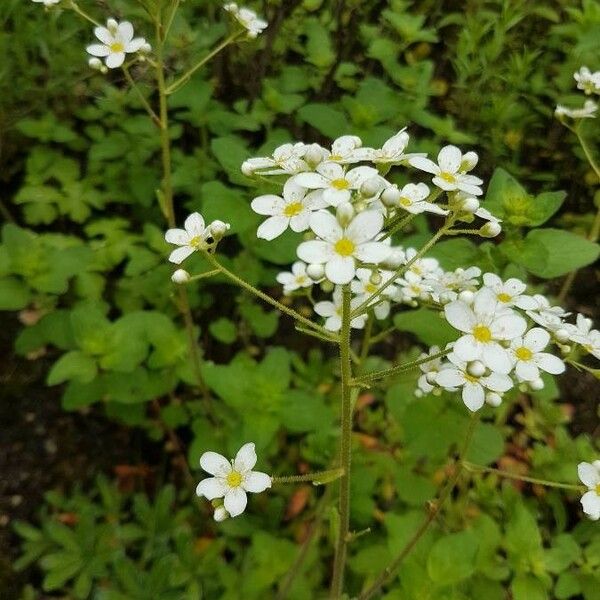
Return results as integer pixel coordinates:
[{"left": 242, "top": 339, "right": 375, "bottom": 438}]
[
  {"left": 515, "top": 360, "right": 539, "bottom": 381},
  {"left": 117, "top": 21, "right": 134, "bottom": 43},
  {"left": 535, "top": 353, "right": 565, "bottom": 375},
  {"left": 297, "top": 240, "right": 333, "bottom": 263},
  {"left": 94, "top": 26, "right": 114, "bottom": 45},
  {"left": 578, "top": 462, "right": 600, "bottom": 488},
  {"left": 257, "top": 216, "right": 289, "bottom": 240},
  {"left": 437, "top": 145, "right": 462, "bottom": 173},
  {"left": 165, "top": 228, "right": 190, "bottom": 246},
  {"left": 200, "top": 451, "right": 231, "bottom": 477},
  {"left": 251, "top": 194, "right": 284, "bottom": 216},
  {"left": 86, "top": 43, "right": 110, "bottom": 57},
  {"left": 580, "top": 490, "right": 600, "bottom": 520},
  {"left": 325, "top": 256, "right": 356, "bottom": 285},
  {"left": 523, "top": 327, "right": 550, "bottom": 352},
  {"left": 482, "top": 343, "right": 513, "bottom": 374},
  {"left": 289, "top": 212, "right": 310, "bottom": 232},
  {"left": 482, "top": 372, "right": 513, "bottom": 392},
  {"left": 196, "top": 477, "right": 227, "bottom": 500},
  {"left": 293, "top": 172, "right": 329, "bottom": 189},
  {"left": 491, "top": 312, "right": 527, "bottom": 340},
  {"left": 224, "top": 487, "right": 248, "bottom": 517},
  {"left": 322, "top": 188, "right": 351, "bottom": 207},
  {"left": 354, "top": 242, "right": 391, "bottom": 264},
  {"left": 409, "top": 156, "right": 439, "bottom": 174},
  {"left": 234, "top": 442, "right": 257, "bottom": 472},
  {"left": 243, "top": 471, "right": 272, "bottom": 493},
  {"left": 310, "top": 210, "right": 342, "bottom": 243},
  {"left": 346, "top": 210, "right": 383, "bottom": 244},
  {"left": 435, "top": 368, "right": 464, "bottom": 388},
  {"left": 105, "top": 52, "right": 125, "bottom": 69},
  {"left": 315, "top": 300, "right": 336, "bottom": 318},
  {"left": 462, "top": 381, "right": 484, "bottom": 411},
  {"left": 444, "top": 301, "right": 477, "bottom": 333},
  {"left": 453, "top": 335, "right": 480, "bottom": 361},
  {"left": 168, "top": 246, "right": 194, "bottom": 264},
  {"left": 184, "top": 212, "right": 205, "bottom": 237},
  {"left": 125, "top": 37, "right": 145, "bottom": 53}
]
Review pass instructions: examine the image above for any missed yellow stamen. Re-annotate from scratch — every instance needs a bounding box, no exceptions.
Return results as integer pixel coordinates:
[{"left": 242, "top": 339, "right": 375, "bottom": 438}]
[
  {"left": 473, "top": 325, "right": 492, "bottom": 343},
  {"left": 331, "top": 178, "right": 350, "bottom": 190},
  {"left": 283, "top": 202, "right": 303, "bottom": 217},
  {"left": 595, "top": 483, "right": 600, "bottom": 496},
  {"left": 334, "top": 238, "right": 355, "bottom": 257},
  {"left": 399, "top": 197, "right": 412, "bottom": 207},
  {"left": 515, "top": 346, "right": 533, "bottom": 361},
  {"left": 110, "top": 42, "right": 125, "bottom": 53},
  {"left": 365, "top": 283, "right": 378, "bottom": 294},
  {"left": 464, "top": 373, "right": 479, "bottom": 383},
  {"left": 440, "top": 172, "right": 456, "bottom": 183},
  {"left": 189, "top": 235, "right": 204, "bottom": 249},
  {"left": 226, "top": 471, "right": 242, "bottom": 487},
  {"left": 497, "top": 292, "right": 512, "bottom": 303}
]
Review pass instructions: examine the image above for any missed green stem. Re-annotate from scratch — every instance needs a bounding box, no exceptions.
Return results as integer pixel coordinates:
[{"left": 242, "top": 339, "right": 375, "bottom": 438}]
[
  {"left": 69, "top": 1, "right": 99, "bottom": 26},
  {"left": 163, "top": 0, "right": 181, "bottom": 41},
  {"left": 186, "top": 269, "right": 221, "bottom": 282},
  {"left": 204, "top": 253, "right": 337, "bottom": 340},
  {"left": 272, "top": 468, "right": 344, "bottom": 485},
  {"left": 330, "top": 285, "right": 353, "bottom": 599},
  {"left": 382, "top": 212, "right": 417, "bottom": 241},
  {"left": 359, "top": 315, "right": 373, "bottom": 366},
  {"left": 122, "top": 65, "right": 161, "bottom": 127},
  {"left": 166, "top": 32, "right": 243, "bottom": 95},
  {"left": 352, "top": 348, "right": 450, "bottom": 386},
  {"left": 462, "top": 462, "right": 585, "bottom": 491},
  {"left": 358, "top": 415, "right": 479, "bottom": 600}
]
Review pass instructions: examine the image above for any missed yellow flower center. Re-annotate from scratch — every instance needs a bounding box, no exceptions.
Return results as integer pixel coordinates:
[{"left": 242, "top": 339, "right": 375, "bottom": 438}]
[
  {"left": 473, "top": 325, "right": 492, "bottom": 343},
  {"left": 226, "top": 470, "right": 243, "bottom": 488},
  {"left": 464, "top": 373, "right": 479, "bottom": 383},
  {"left": 331, "top": 178, "right": 350, "bottom": 190},
  {"left": 497, "top": 292, "right": 512, "bottom": 303},
  {"left": 365, "top": 283, "right": 378, "bottom": 294},
  {"left": 283, "top": 202, "right": 303, "bottom": 217},
  {"left": 110, "top": 42, "right": 125, "bottom": 53},
  {"left": 296, "top": 275, "right": 307, "bottom": 284},
  {"left": 515, "top": 346, "right": 533, "bottom": 361},
  {"left": 334, "top": 238, "right": 356, "bottom": 257},
  {"left": 440, "top": 172, "right": 456, "bottom": 183},
  {"left": 596, "top": 483, "right": 600, "bottom": 496},
  {"left": 189, "top": 235, "right": 204, "bottom": 249},
  {"left": 399, "top": 197, "right": 412, "bottom": 207},
  {"left": 329, "top": 154, "right": 343, "bottom": 161}
]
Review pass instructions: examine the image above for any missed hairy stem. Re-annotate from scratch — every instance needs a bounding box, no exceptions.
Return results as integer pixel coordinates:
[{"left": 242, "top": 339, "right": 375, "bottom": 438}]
[{"left": 272, "top": 468, "right": 344, "bottom": 485}]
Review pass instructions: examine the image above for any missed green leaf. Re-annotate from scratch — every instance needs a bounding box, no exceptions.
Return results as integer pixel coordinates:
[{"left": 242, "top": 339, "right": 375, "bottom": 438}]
[
  {"left": 0, "top": 276, "right": 31, "bottom": 310},
  {"left": 427, "top": 530, "right": 479, "bottom": 585},
  {"left": 239, "top": 301, "right": 279, "bottom": 338},
  {"left": 394, "top": 308, "right": 457, "bottom": 346},
  {"left": 209, "top": 317, "right": 237, "bottom": 344},
  {"left": 210, "top": 136, "right": 250, "bottom": 185},
  {"left": 512, "top": 574, "right": 548, "bottom": 600},
  {"left": 466, "top": 422, "right": 505, "bottom": 465},
  {"left": 47, "top": 351, "right": 98, "bottom": 385},
  {"left": 529, "top": 191, "right": 566, "bottom": 226},
  {"left": 297, "top": 104, "right": 348, "bottom": 138}
]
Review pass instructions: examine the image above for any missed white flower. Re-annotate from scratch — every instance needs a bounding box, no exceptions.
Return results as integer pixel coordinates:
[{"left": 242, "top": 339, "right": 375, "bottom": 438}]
[
  {"left": 241, "top": 143, "right": 307, "bottom": 176},
  {"left": 32, "top": 0, "right": 60, "bottom": 5},
  {"left": 416, "top": 345, "right": 449, "bottom": 395},
  {"left": 403, "top": 248, "right": 442, "bottom": 279},
  {"left": 251, "top": 179, "right": 327, "bottom": 240},
  {"left": 482, "top": 273, "right": 536, "bottom": 310},
  {"left": 509, "top": 328, "right": 565, "bottom": 381},
  {"left": 323, "top": 135, "right": 364, "bottom": 164},
  {"left": 426, "top": 267, "right": 481, "bottom": 303},
  {"left": 444, "top": 287, "right": 527, "bottom": 374},
  {"left": 409, "top": 145, "right": 484, "bottom": 196},
  {"left": 354, "top": 129, "right": 424, "bottom": 165},
  {"left": 276, "top": 261, "right": 314, "bottom": 294},
  {"left": 574, "top": 67, "right": 600, "bottom": 95},
  {"left": 565, "top": 314, "right": 600, "bottom": 359},
  {"left": 555, "top": 100, "right": 597, "bottom": 120},
  {"left": 297, "top": 210, "right": 390, "bottom": 285},
  {"left": 196, "top": 442, "right": 271, "bottom": 518},
  {"left": 435, "top": 353, "right": 513, "bottom": 411},
  {"left": 526, "top": 294, "right": 569, "bottom": 332},
  {"left": 391, "top": 182, "right": 447, "bottom": 216},
  {"left": 293, "top": 162, "right": 379, "bottom": 207},
  {"left": 578, "top": 461, "right": 600, "bottom": 520},
  {"left": 165, "top": 213, "right": 225, "bottom": 264},
  {"left": 396, "top": 271, "right": 434, "bottom": 303},
  {"left": 223, "top": 3, "right": 267, "bottom": 38},
  {"left": 86, "top": 19, "right": 149, "bottom": 69},
  {"left": 314, "top": 287, "right": 367, "bottom": 331},
  {"left": 351, "top": 268, "right": 397, "bottom": 319}
]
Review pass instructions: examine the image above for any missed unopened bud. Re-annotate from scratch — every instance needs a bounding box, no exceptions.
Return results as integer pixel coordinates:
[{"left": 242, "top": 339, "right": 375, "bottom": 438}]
[
  {"left": 88, "top": 57, "right": 103, "bottom": 71},
  {"left": 336, "top": 202, "right": 354, "bottom": 227},
  {"left": 479, "top": 222, "right": 502, "bottom": 238},
  {"left": 140, "top": 42, "right": 152, "bottom": 54},
  {"left": 304, "top": 143, "right": 326, "bottom": 167},
  {"left": 460, "top": 196, "right": 480, "bottom": 213},
  {"left": 458, "top": 290, "right": 475, "bottom": 304},
  {"left": 529, "top": 377, "right": 545, "bottom": 391},
  {"left": 320, "top": 280, "right": 334, "bottom": 294},
  {"left": 381, "top": 186, "right": 401, "bottom": 207},
  {"left": 171, "top": 269, "right": 190, "bottom": 284},
  {"left": 306, "top": 263, "right": 325, "bottom": 280},
  {"left": 213, "top": 506, "right": 229, "bottom": 522},
  {"left": 209, "top": 220, "right": 230, "bottom": 241},
  {"left": 241, "top": 161, "right": 255, "bottom": 176},
  {"left": 361, "top": 177, "right": 382, "bottom": 198},
  {"left": 460, "top": 151, "right": 479, "bottom": 172},
  {"left": 467, "top": 360, "right": 486, "bottom": 377},
  {"left": 369, "top": 271, "right": 382, "bottom": 285},
  {"left": 383, "top": 249, "right": 405, "bottom": 269},
  {"left": 554, "top": 328, "right": 570, "bottom": 343},
  {"left": 485, "top": 392, "right": 502, "bottom": 407}
]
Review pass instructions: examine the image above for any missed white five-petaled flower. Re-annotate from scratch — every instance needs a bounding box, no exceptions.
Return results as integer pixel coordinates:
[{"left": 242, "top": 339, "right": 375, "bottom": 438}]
[
  {"left": 482, "top": 273, "right": 536, "bottom": 310},
  {"left": 322, "top": 135, "right": 364, "bottom": 164},
  {"left": 314, "top": 287, "right": 367, "bottom": 331},
  {"left": 435, "top": 353, "right": 513, "bottom": 411},
  {"left": 354, "top": 129, "right": 424, "bottom": 165},
  {"left": 555, "top": 100, "right": 598, "bottom": 120},
  {"left": 293, "top": 162, "right": 379, "bottom": 207},
  {"left": 574, "top": 66, "right": 600, "bottom": 95},
  {"left": 165, "top": 212, "right": 223, "bottom": 264},
  {"left": 410, "top": 145, "right": 484, "bottom": 196},
  {"left": 241, "top": 143, "right": 307, "bottom": 176},
  {"left": 86, "top": 19, "right": 149, "bottom": 69},
  {"left": 509, "top": 328, "right": 565, "bottom": 381},
  {"left": 393, "top": 182, "right": 447, "bottom": 215},
  {"left": 251, "top": 179, "right": 327, "bottom": 240},
  {"left": 526, "top": 294, "right": 569, "bottom": 332},
  {"left": 577, "top": 461, "right": 600, "bottom": 521},
  {"left": 426, "top": 267, "right": 481, "bottom": 304},
  {"left": 416, "top": 345, "right": 448, "bottom": 395},
  {"left": 223, "top": 3, "right": 268, "bottom": 38},
  {"left": 276, "top": 261, "right": 314, "bottom": 294},
  {"left": 351, "top": 268, "right": 397, "bottom": 319},
  {"left": 297, "top": 210, "right": 390, "bottom": 285},
  {"left": 565, "top": 314, "right": 600, "bottom": 360},
  {"left": 444, "top": 287, "right": 527, "bottom": 374},
  {"left": 196, "top": 442, "right": 271, "bottom": 518}
]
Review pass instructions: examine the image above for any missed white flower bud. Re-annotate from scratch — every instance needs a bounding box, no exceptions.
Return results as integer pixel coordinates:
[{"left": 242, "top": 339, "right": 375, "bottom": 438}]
[
  {"left": 88, "top": 57, "right": 103, "bottom": 71},
  {"left": 467, "top": 360, "right": 486, "bottom": 377},
  {"left": 485, "top": 392, "right": 502, "bottom": 407},
  {"left": 171, "top": 269, "right": 191, "bottom": 284},
  {"left": 213, "top": 506, "right": 229, "bottom": 522},
  {"left": 241, "top": 161, "right": 255, "bottom": 176},
  {"left": 140, "top": 42, "right": 152, "bottom": 54},
  {"left": 554, "top": 328, "right": 570, "bottom": 343},
  {"left": 381, "top": 186, "right": 401, "bottom": 207},
  {"left": 369, "top": 271, "right": 382, "bottom": 285},
  {"left": 304, "top": 143, "right": 326, "bottom": 167},
  {"left": 479, "top": 222, "right": 502, "bottom": 238},
  {"left": 320, "top": 280, "right": 334, "bottom": 293},
  {"left": 306, "top": 263, "right": 325, "bottom": 280},
  {"left": 439, "top": 291, "right": 454, "bottom": 305},
  {"left": 460, "top": 196, "right": 480, "bottom": 213},
  {"left": 559, "top": 344, "right": 572, "bottom": 355},
  {"left": 336, "top": 202, "right": 355, "bottom": 227},
  {"left": 432, "top": 387, "right": 442, "bottom": 397},
  {"left": 414, "top": 388, "right": 424, "bottom": 398},
  {"left": 458, "top": 290, "right": 475, "bottom": 304},
  {"left": 529, "top": 378, "right": 545, "bottom": 391},
  {"left": 361, "top": 177, "right": 382, "bottom": 198},
  {"left": 209, "top": 220, "right": 230, "bottom": 241},
  {"left": 460, "top": 151, "right": 479, "bottom": 172},
  {"left": 107, "top": 18, "right": 119, "bottom": 33},
  {"left": 383, "top": 249, "right": 405, "bottom": 269}
]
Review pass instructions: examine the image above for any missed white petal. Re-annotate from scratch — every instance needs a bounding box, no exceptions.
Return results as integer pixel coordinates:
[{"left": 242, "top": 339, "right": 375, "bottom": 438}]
[
  {"left": 317, "top": 162, "right": 344, "bottom": 179},
  {"left": 453, "top": 335, "right": 481, "bottom": 362},
  {"left": 297, "top": 240, "right": 333, "bottom": 263},
  {"left": 303, "top": 189, "right": 329, "bottom": 210},
  {"left": 243, "top": 471, "right": 272, "bottom": 493},
  {"left": 293, "top": 173, "right": 330, "bottom": 189},
  {"left": 289, "top": 212, "right": 310, "bottom": 232},
  {"left": 326, "top": 256, "right": 356, "bottom": 285},
  {"left": 515, "top": 360, "right": 539, "bottom": 381},
  {"left": 346, "top": 211, "right": 383, "bottom": 244},
  {"left": 282, "top": 178, "right": 306, "bottom": 202},
  {"left": 94, "top": 26, "right": 114, "bottom": 45},
  {"left": 444, "top": 301, "right": 477, "bottom": 333},
  {"left": 462, "top": 382, "right": 485, "bottom": 411},
  {"left": 117, "top": 21, "right": 134, "bottom": 43},
  {"left": 504, "top": 278, "right": 527, "bottom": 296},
  {"left": 523, "top": 328, "right": 550, "bottom": 352},
  {"left": 345, "top": 166, "right": 378, "bottom": 187},
  {"left": 314, "top": 301, "right": 336, "bottom": 318},
  {"left": 409, "top": 156, "right": 439, "bottom": 174},
  {"left": 125, "top": 37, "right": 145, "bottom": 53},
  {"left": 535, "top": 353, "right": 565, "bottom": 375},
  {"left": 105, "top": 52, "right": 125, "bottom": 69},
  {"left": 580, "top": 491, "right": 600, "bottom": 520},
  {"left": 578, "top": 463, "right": 600, "bottom": 488},
  {"left": 322, "top": 188, "right": 351, "bottom": 207},
  {"left": 332, "top": 135, "right": 360, "bottom": 156},
  {"left": 168, "top": 246, "right": 194, "bottom": 264},
  {"left": 354, "top": 242, "right": 391, "bottom": 264},
  {"left": 310, "top": 211, "right": 342, "bottom": 243},
  {"left": 482, "top": 343, "right": 513, "bottom": 374},
  {"left": 184, "top": 212, "right": 205, "bottom": 236},
  {"left": 257, "top": 216, "right": 289, "bottom": 240},
  {"left": 200, "top": 451, "right": 231, "bottom": 477},
  {"left": 165, "top": 228, "right": 190, "bottom": 246},
  {"left": 482, "top": 273, "right": 501, "bottom": 289},
  {"left": 196, "top": 477, "right": 227, "bottom": 500},
  {"left": 437, "top": 145, "right": 462, "bottom": 173},
  {"left": 482, "top": 372, "right": 513, "bottom": 392},
  {"left": 224, "top": 488, "right": 248, "bottom": 517},
  {"left": 324, "top": 315, "right": 342, "bottom": 331},
  {"left": 435, "top": 368, "right": 464, "bottom": 388},
  {"left": 251, "top": 194, "right": 284, "bottom": 216},
  {"left": 491, "top": 312, "right": 527, "bottom": 340},
  {"left": 234, "top": 442, "right": 257, "bottom": 472},
  {"left": 86, "top": 43, "right": 110, "bottom": 57}
]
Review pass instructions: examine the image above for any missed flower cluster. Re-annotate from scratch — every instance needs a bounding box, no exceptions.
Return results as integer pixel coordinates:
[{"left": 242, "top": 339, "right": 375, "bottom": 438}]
[{"left": 555, "top": 66, "right": 599, "bottom": 119}]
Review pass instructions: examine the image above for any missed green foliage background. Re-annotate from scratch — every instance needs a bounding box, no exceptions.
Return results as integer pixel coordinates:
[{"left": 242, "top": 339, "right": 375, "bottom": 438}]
[{"left": 1, "top": 0, "right": 599, "bottom": 598}]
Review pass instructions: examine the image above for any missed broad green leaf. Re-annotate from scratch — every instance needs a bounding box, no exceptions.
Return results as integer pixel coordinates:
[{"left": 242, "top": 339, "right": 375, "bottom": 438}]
[
  {"left": 394, "top": 308, "right": 457, "bottom": 346},
  {"left": 0, "top": 276, "right": 31, "bottom": 310},
  {"left": 427, "top": 530, "right": 479, "bottom": 584},
  {"left": 297, "top": 104, "right": 348, "bottom": 138},
  {"left": 512, "top": 574, "right": 548, "bottom": 600},
  {"left": 47, "top": 351, "right": 98, "bottom": 385}
]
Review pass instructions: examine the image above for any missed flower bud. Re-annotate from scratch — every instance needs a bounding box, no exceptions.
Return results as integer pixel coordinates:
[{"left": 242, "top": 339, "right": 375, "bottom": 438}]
[
  {"left": 336, "top": 202, "right": 355, "bottom": 227},
  {"left": 383, "top": 249, "right": 405, "bottom": 269},
  {"left": 414, "top": 388, "right": 424, "bottom": 398},
  {"left": 304, "top": 143, "right": 326, "bottom": 167},
  {"left": 458, "top": 290, "right": 475, "bottom": 304},
  {"left": 361, "top": 177, "right": 382, "bottom": 198},
  {"left": 241, "top": 161, "right": 255, "bottom": 176},
  {"left": 171, "top": 269, "right": 190, "bottom": 284},
  {"left": 369, "top": 271, "right": 382, "bottom": 285},
  {"left": 381, "top": 186, "right": 401, "bottom": 207},
  {"left": 529, "top": 377, "right": 545, "bottom": 391},
  {"left": 485, "top": 392, "right": 502, "bottom": 407},
  {"left": 554, "top": 328, "right": 570, "bottom": 343},
  {"left": 140, "top": 42, "right": 152, "bottom": 54},
  {"left": 460, "top": 151, "right": 479, "bottom": 172},
  {"left": 209, "top": 220, "right": 230, "bottom": 241},
  {"left": 467, "top": 360, "right": 486, "bottom": 377},
  {"left": 439, "top": 291, "right": 454, "bottom": 305},
  {"left": 460, "top": 196, "right": 480, "bottom": 213},
  {"left": 306, "top": 263, "right": 325, "bottom": 280},
  {"left": 213, "top": 506, "right": 229, "bottom": 522},
  {"left": 320, "top": 280, "right": 334, "bottom": 294},
  {"left": 88, "top": 58, "right": 103, "bottom": 71},
  {"left": 479, "top": 222, "right": 502, "bottom": 238}
]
